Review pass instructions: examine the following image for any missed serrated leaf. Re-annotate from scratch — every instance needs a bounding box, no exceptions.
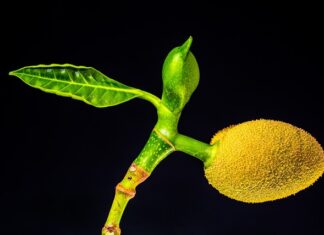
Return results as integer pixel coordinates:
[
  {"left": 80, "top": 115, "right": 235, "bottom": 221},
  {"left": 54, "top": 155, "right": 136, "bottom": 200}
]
[{"left": 9, "top": 64, "right": 143, "bottom": 107}]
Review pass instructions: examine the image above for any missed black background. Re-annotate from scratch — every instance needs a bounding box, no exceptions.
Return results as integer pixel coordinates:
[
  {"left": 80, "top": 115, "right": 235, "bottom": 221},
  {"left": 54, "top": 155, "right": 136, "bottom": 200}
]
[{"left": 1, "top": 2, "right": 324, "bottom": 235}]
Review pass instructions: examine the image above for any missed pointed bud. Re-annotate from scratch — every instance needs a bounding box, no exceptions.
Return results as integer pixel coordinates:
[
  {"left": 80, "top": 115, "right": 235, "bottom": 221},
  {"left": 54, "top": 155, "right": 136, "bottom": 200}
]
[{"left": 161, "top": 36, "right": 200, "bottom": 113}]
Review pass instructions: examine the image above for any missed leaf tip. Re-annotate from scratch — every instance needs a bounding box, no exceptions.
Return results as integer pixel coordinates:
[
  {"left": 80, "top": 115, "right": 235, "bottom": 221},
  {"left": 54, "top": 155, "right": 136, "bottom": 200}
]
[{"left": 9, "top": 70, "right": 16, "bottom": 76}]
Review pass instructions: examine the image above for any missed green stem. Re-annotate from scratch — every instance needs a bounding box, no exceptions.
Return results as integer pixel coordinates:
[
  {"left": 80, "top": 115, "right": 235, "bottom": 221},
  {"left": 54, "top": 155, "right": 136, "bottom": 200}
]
[
  {"left": 173, "top": 133, "right": 214, "bottom": 166},
  {"left": 137, "top": 90, "right": 172, "bottom": 115},
  {"left": 102, "top": 130, "right": 175, "bottom": 235},
  {"left": 134, "top": 130, "right": 176, "bottom": 172},
  {"left": 137, "top": 90, "right": 161, "bottom": 109},
  {"left": 101, "top": 128, "right": 217, "bottom": 234},
  {"left": 102, "top": 100, "right": 216, "bottom": 234}
]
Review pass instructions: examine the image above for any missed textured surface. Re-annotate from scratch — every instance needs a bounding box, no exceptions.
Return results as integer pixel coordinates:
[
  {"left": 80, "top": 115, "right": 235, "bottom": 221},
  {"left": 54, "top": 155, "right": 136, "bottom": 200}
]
[
  {"left": 205, "top": 119, "right": 324, "bottom": 203},
  {"left": 10, "top": 64, "right": 141, "bottom": 107}
]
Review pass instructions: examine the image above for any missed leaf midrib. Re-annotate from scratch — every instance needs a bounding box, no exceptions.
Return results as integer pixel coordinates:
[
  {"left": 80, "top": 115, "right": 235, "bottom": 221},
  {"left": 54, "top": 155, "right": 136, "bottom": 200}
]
[{"left": 13, "top": 72, "right": 140, "bottom": 94}]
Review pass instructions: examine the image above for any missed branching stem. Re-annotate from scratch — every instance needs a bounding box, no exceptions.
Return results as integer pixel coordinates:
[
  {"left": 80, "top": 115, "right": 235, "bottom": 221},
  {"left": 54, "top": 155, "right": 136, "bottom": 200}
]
[
  {"left": 102, "top": 129, "right": 175, "bottom": 235},
  {"left": 102, "top": 76, "right": 216, "bottom": 234},
  {"left": 102, "top": 125, "right": 215, "bottom": 234}
]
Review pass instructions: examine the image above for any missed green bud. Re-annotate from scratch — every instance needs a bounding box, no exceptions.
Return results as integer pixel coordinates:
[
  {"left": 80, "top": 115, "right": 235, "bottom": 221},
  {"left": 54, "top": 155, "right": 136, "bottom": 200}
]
[{"left": 161, "top": 36, "right": 200, "bottom": 113}]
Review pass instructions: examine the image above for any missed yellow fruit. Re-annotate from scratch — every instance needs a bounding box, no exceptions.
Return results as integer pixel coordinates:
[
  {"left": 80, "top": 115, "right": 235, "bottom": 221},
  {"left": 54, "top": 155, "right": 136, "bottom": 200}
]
[{"left": 205, "top": 119, "right": 324, "bottom": 203}]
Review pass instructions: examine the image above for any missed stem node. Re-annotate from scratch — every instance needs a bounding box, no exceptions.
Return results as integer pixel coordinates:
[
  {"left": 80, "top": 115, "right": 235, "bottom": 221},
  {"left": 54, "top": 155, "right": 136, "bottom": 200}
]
[{"left": 102, "top": 224, "right": 121, "bottom": 235}]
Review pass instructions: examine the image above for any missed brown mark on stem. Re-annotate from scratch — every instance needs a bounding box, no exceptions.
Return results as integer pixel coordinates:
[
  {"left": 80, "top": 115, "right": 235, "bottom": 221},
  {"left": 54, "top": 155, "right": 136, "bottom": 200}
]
[
  {"left": 103, "top": 163, "right": 150, "bottom": 235},
  {"left": 116, "top": 163, "right": 150, "bottom": 198},
  {"left": 102, "top": 224, "right": 121, "bottom": 235},
  {"left": 116, "top": 183, "right": 136, "bottom": 199}
]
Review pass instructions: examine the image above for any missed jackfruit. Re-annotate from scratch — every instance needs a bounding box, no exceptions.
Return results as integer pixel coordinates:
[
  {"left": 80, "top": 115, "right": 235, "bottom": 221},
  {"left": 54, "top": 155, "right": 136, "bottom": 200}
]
[{"left": 205, "top": 119, "right": 324, "bottom": 203}]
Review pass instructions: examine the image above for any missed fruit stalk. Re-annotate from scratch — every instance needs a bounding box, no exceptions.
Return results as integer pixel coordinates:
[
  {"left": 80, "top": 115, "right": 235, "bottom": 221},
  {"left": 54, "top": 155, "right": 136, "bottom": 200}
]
[{"left": 174, "top": 133, "right": 214, "bottom": 167}]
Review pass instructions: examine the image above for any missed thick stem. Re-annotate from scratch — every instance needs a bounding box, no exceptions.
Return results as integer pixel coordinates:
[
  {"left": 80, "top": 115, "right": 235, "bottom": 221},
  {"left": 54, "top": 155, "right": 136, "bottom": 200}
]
[{"left": 102, "top": 130, "right": 175, "bottom": 235}]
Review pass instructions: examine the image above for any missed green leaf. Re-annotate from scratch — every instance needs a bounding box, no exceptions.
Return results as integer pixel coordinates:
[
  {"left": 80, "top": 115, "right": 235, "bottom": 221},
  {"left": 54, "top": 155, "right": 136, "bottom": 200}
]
[{"left": 9, "top": 64, "right": 143, "bottom": 107}]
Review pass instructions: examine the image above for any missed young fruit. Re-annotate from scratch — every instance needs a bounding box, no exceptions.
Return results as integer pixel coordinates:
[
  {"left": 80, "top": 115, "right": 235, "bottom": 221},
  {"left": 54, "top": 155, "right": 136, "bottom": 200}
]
[{"left": 205, "top": 119, "right": 324, "bottom": 203}]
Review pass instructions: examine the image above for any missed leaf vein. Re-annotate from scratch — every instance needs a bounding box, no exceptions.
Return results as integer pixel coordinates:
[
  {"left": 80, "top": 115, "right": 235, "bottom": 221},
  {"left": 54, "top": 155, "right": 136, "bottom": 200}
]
[{"left": 15, "top": 73, "right": 139, "bottom": 94}]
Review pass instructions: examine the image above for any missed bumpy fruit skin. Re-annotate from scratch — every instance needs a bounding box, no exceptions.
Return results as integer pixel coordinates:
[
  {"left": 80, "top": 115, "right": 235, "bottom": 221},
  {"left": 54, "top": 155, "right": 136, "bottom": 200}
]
[{"left": 205, "top": 119, "right": 324, "bottom": 203}]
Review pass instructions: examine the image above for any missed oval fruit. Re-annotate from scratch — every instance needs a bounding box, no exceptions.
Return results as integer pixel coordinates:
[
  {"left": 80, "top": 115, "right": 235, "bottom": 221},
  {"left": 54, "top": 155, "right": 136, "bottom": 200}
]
[{"left": 205, "top": 119, "right": 324, "bottom": 203}]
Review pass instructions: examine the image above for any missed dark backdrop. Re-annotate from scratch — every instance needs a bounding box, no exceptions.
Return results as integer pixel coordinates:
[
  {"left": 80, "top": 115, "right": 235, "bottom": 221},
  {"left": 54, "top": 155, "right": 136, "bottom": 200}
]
[{"left": 1, "top": 2, "right": 323, "bottom": 235}]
